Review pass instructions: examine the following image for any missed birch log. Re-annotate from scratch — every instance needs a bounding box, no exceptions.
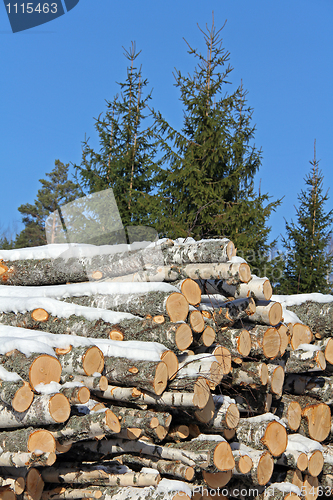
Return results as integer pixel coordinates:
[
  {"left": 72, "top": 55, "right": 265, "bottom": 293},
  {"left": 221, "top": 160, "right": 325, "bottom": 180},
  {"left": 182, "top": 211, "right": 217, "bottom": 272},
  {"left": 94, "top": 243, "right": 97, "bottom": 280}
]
[
  {"left": 57, "top": 345, "right": 104, "bottom": 376},
  {"left": 285, "top": 347, "right": 326, "bottom": 373},
  {"left": 116, "top": 454, "right": 195, "bottom": 481},
  {"left": 243, "top": 325, "right": 281, "bottom": 359},
  {"left": 0, "top": 380, "right": 34, "bottom": 413},
  {"left": 0, "top": 427, "right": 56, "bottom": 453},
  {"left": 235, "top": 415, "right": 288, "bottom": 456},
  {"left": 197, "top": 276, "right": 272, "bottom": 301},
  {"left": 216, "top": 327, "right": 252, "bottom": 357},
  {"left": 0, "top": 393, "right": 70, "bottom": 428},
  {"left": 103, "top": 357, "right": 168, "bottom": 395},
  {"left": 63, "top": 291, "right": 189, "bottom": 322},
  {"left": 0, "top": 351, "right": 62, "bottom": 390},
  {"left": 246, "top": 301, "right": 283, "bottom": 326},
  {"left": 286, "top": 301, "right": 333, "bottom": 340},
  {"left": 50, "top": 409, "right": 121, "bottom": 445}
]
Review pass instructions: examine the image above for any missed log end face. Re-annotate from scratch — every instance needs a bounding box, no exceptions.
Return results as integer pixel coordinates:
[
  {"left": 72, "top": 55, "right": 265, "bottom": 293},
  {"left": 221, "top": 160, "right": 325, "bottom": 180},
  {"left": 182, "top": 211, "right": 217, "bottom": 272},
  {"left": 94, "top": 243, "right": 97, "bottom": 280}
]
[
  {"left": 30, "top": 355, "right": 62, "bottom": 390},
  {"left": 263, "top": 279, "right": 273, "bottom": 301},
  {"left": 239, "top": 263, "right": 251, "bottom": 283},
  {"left": 225, "top": 403, "right": 240, "bottom": 429},
  {"left": 78, "top": 386, "right": 90, "bottom": 404},
  {"left": 160, "top": 351, "right": 178, "bottom": 381},
  {"left": 153, "top": 361, "right": 168, "bottom": 395},
  {"left": 175, "top": 323, "right": 193, "bottom": 351},
  {"left": 325, "top": 338, "right": 333, "bottom": 365},
  {"left": 238, "top": 330, "right": 251, "bottom": 357},
  {"left": 202, "top": 326, "right": 216, "bottom": 347},
  {"left": 296, "top": 452, "right": 308, "bottom": 471},
  {"left": 166, "top": 293, "right": 189, "bottom": 322},
  {"left": 202, "top": 470, "right": 232, "bottom": 488},
  {"left": 257, "top": 451, "right": 274, "bottom": 486},
  {"left": 181, "top": 278, "right": 202, "bottom": 306},
  {"left": 287, "top": 401, "right": 302, "bottom": 431},
  {"left": 238, "top": 454, "right": 252, "bottom": 474},
  {"left": 262, "top": 421, "right": 288, "bottom": 457},
  {"left": 308, "top": 449, "right": 324, "bottom": 477},
  {"left": 262, "top": 328, "right": 281, "bottom": 359},
  {"left": 214, "top": 441, "right": 235, "bottom": 471},
  {"left": 49, "top": 393, "right": 71, "bottom": 423},
  {"left": 83, "top": 346, "right": 104, "bottom": 376},
  {"left": 303, "top": 403, "right": 331, "bottom": 442},
  {"left": 213, "top": 346, "right": 231, "bottom": 375},
  {"left": 99, "top": 376, "right": 108, "bottom": 392},
  {"left": 12, "top": 383, "right": 34, "bottom": 413},
  {"left": 106, "top": 409, "right": 121, "bottom": 434},
  {"left": 28, "top": 430, "right": 56, "bottom": 453},
  {"left": 193, "top": 377, "right": 210, "bottom": 409}
]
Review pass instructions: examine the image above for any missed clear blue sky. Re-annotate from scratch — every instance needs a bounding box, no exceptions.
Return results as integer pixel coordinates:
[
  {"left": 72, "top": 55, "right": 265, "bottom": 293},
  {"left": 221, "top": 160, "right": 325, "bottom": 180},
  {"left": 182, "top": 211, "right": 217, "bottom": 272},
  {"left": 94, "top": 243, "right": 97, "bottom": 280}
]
[{"left": 1, "top": 0, "right": 332, "bottom": 247}]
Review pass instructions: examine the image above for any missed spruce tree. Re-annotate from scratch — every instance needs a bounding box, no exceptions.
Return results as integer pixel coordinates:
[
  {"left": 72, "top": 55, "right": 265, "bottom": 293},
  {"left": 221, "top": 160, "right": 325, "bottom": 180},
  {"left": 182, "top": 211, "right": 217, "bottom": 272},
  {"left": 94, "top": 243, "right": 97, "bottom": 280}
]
[
  {"left": 153, "top": 18, "right": 280, "bottom": 277},
  {"left": 15, "top": 160, "right": 81, "bottom": 248},
  {"left": 75, "top": 42, "right": 160, "bottom": 230},
  {"left": 278, "top": 141, "right": 333, "bottom": 294}
]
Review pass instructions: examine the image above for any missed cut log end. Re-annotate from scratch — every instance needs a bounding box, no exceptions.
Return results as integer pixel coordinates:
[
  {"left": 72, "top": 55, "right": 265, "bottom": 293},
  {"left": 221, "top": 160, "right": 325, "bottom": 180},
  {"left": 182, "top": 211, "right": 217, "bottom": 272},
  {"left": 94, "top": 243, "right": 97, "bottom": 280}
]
[
  {"left": 212, "top": 346, "right": 232, "bottom": 375},
  {"left": 26, "top": 468, "right": 44, "bottom": 500},
  {"left": 12, "top": 382, "right": 34, "bottom": 413},
  {"left": 225, "top": 403, "right": 240, "bottom": 429},
  {"left": 153, "top": 361, "right": 168, "bottom": 395},
  {"left": 77, "top": 387, "right": 90, "bottom": 404},
  {"left": 213, "top": 441, "right": 235, "bottom": 471},
  {"left": 303, "top": 403, "right": 331, "bottom": 442},
  {"left": 109, "top": 330, "right": 124, "bottom": 341},
  {"left": 257, "top": 452, "right": 274, "bottom": 486},
  {"left": 189, "top": 310, "right": 205, "bottom": 333},
  {"left": 201, "top": 326, "right": 216, "bottom": 347},
  {"left": 239, "top": 263, "right": 251, "bottom": 283},
  {"left": 262, "top": 327, "right": 281, "bottom": 359},
  {"left": 193, "top": 377, "right": 210, "bottom": 409},
  {"left": 30, "top": 355, "right": 62, "bottom": 390},
  {"left": 270, "top": 365, "right": 285, "bottom": 396},
  {"left": 28, "top": 430, "right": 56, "bottom": 453},
  {"left": 263, "top": 279, "right": 273, "bottom": 301},
  {"left": 98, "top": 376, "right": 108, "bottom": 392},
  {"left": 0, "top": 489, "right": 16, "bottom": 500},
  {"left": 238, "top": 454, "right": 252, "bottom": 474},
  {"left": 180, "top": 279, "right": 202, "bottom": 306},
  {"left": 238, "top": 329, "right": 251, "bottom": 357},
  {"left": 290, "top": 323, "right": 313, "bottom": 350},
  {"left": 261, "top": 421, "right": 288, "bottom": 457},
  {"left": 49, "top": 393, "right": 71, "bottom": 423},
  {"left": 165, "top": 293, "right": 189, "bottom": 322},
  {"left": 91, "top": 271, "right": 103, "bottom": 280},
  {"left": 202, "top": 470, "right": 232, "bottom": 488},
  {"left": 83, "top": 346, "right": 104, "bottom": 376},
  {"left": 106, "top": 409, "right": 121, "bottom": 434},
  {"left": 268, "top": 302, "right": 283, "bottom": 326},
  {"left": 31, "top": 308, "right": 49, "bottom": 322},
  {"left": 175, "top": 323, "right": 193, "bottom": 351},
  {"left": 160, "top": 351, "right": 178, "bottom": 381},
  {"left": 260, "top": 363, "right": 268, "bottom": 385},
  {"left": 287, "top": 401, "right": 302, "bottom": 431},
  {"left": 297, "top": 452, "right": 308, "bottom": 471},
  {"left": 226, "top": 241, "right": 236, "bottom": 260},
  {"left": 325, "top": 338, "right": 333, "bottom": 365},
  {"left": 308, "top": 450, "right": 324, "bottom": 477}
]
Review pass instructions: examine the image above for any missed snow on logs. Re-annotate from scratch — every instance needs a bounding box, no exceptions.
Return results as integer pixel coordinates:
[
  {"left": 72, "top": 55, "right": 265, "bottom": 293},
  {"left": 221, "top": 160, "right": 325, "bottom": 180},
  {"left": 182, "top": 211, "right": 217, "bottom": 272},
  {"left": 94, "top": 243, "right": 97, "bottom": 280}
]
[{"left": 1, "top": 238, "right": 333, "bottom": 499}]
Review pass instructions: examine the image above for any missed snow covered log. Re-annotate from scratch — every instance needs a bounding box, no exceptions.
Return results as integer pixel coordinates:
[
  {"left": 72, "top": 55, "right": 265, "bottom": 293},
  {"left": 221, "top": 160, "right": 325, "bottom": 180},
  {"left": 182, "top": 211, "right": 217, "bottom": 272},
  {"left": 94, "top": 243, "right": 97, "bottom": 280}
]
[
  {"left": 0, "top": 351, "right": 62, "bottom": 391},
  {"left": 57, "top": 345, "right": 104, "bottom": 377},
  {"left": 108, "top": 317, "right": 193, "bottom": 352},
  {"left": 103, "top": 357, "right": 168, "bottom": 395},
  {"left": 234, "top": 415, "right": 288, "bottom": 457},
  {"left": 285, "top": 300, "right": 333, "bottom": 340},
  {"left": 62, "top": 291, "right": 189, "bottom": 323}
]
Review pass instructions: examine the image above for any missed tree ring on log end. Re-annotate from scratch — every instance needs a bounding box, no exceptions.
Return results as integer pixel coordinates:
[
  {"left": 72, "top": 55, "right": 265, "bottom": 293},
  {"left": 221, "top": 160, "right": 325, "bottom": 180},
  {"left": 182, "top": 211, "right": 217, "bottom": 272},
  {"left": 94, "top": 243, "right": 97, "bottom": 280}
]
[
  {"left": 287, "top": 401, "right": 302, "bottom": 431},
  {"left": 261, "top": 421, "right": 287, "bottom": 457},
  {"left": 165, "top": 293, "right": 189, "bottom": 322},
  {"left": 160, "top": 351, "right": 178, "bottom": 380},
  {"left": 257, "top": 451, "right": 274, "bottom": 485},
  {"left": 105, "top": 409, "right": 121, "bottom": 434},
  {"left": 225, "top": 403, "right": 240, "bottom": 429},
  {"left": 12, "top": 382, "right": 34, "bottom": 413},
  {"left": 238, "top": 330, "right": 251, "bottom": 356},
  {"left": 238, "top": 454, "right": 252, "bottom": 474},
  {"left": 202, "top": 326, "right": 215, "bottom": 347},
  {"left": 28, "top": 430, "right": 56, "bottom": 453},
  {"left": 29, "top": 355, "right": 62, "bottom": 390},
  {"left": 49, "top": 393, "right": 71, "bottom": 423},
  {"left": 202, "top": 470, "right": 232, "bottom": 488},
  {"left": 153, "top": 362, "right": 168, "bottom": 395},
  {"left": 31, "top": 308, "right": 49, "bottom": 322},
  {"left": 82, "top": 346, "right": 104, "bottom": 376},
  {"left": 213, "top": 441, "right": 235, "bottom": 471},
  {"left": 175, "top": 323, "right": 193, "bottom": 351}
]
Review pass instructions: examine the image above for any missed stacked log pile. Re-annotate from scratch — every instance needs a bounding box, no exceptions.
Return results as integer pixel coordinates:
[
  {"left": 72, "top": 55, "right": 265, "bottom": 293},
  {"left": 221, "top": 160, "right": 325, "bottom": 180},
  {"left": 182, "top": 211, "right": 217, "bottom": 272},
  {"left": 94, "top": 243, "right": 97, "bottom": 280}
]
[{"left": 0, "top": 237, "right": 332, "bottom": 499}]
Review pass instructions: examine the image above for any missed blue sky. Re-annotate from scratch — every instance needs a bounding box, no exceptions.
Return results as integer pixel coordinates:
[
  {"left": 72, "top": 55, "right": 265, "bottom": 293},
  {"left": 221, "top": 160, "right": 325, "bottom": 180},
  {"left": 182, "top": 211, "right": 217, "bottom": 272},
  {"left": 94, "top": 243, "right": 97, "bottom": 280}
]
[{"left": 1, "top": 0, "right": 332, "bottom": 247}]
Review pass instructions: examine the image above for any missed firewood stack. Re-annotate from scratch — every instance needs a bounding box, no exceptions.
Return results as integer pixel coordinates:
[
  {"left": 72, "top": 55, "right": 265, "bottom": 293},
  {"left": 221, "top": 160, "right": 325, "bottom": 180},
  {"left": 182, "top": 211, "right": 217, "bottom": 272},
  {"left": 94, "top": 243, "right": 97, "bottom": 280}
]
[{"left": 0, "top": 237, "right": 332, "bottom": 499}]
